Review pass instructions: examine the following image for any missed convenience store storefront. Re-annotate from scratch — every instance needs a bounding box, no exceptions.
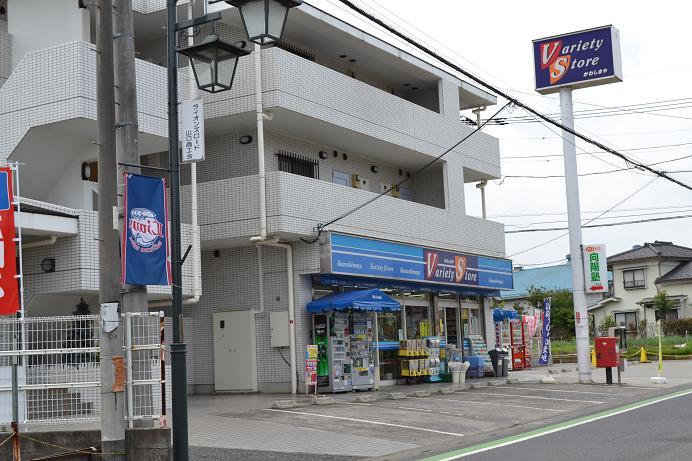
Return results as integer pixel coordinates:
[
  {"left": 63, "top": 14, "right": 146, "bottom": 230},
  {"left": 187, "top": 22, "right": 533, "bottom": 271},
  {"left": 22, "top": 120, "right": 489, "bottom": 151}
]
[{"left": 312, "top": 233, "right": 513, "bottom": 387}]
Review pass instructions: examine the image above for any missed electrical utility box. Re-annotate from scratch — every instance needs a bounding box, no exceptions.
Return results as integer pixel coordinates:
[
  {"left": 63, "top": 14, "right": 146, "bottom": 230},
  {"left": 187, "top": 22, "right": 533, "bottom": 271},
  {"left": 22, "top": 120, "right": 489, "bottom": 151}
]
[
  {"left": 595, "top": 337, "right": 619, "bottom": 368},
  {"left": 270, "top": 311, "right": 289, "bottom": 347}
]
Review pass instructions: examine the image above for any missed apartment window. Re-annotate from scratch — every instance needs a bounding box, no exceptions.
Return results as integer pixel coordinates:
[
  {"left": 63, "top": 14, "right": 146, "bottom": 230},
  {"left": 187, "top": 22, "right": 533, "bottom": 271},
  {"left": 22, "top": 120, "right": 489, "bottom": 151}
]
[
  {"left": 614, "top": 312, "right": 638, "bottom": 333},
  {"left": 276, "top": 151, "right": 319, "bottom": 179},
  {"left": 623, "top": 268, "right": 645, "bottom": 289}
]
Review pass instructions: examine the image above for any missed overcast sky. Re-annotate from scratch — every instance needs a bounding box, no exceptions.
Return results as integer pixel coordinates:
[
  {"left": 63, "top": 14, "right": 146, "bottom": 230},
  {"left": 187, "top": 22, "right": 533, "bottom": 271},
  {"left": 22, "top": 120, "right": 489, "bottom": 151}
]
[{"left": 308, "top": 0, "right": 692, "bottom": 266}]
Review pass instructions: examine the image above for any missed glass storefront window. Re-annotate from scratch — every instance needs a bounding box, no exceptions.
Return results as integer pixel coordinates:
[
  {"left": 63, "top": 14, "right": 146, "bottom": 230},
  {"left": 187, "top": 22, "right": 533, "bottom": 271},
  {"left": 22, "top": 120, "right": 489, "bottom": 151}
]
[
  {"left": 406, "top": 305, "right": 429, "bottom": 339},
  {"left": 377, "top": 312, "right": 400, "bottom": 342}
]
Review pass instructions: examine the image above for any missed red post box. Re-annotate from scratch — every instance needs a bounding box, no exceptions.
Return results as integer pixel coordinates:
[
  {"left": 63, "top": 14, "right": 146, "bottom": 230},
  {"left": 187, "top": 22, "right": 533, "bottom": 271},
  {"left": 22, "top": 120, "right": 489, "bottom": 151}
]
[{"left": 595, "top": 337, "right": 619, "bottom": 368}]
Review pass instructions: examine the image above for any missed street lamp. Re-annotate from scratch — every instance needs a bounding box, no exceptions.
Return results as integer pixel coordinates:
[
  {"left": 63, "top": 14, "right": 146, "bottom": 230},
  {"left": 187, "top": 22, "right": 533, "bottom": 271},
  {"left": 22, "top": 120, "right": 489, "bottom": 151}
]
[
  {"left": 177, "top": 34, "right": 249, "bottom": 93},
  {"left": 225, "top": 0, "right": 303, "bottom": 45},
  {"left": 166, "top": 1, "right": 299, "bottom": 460}
]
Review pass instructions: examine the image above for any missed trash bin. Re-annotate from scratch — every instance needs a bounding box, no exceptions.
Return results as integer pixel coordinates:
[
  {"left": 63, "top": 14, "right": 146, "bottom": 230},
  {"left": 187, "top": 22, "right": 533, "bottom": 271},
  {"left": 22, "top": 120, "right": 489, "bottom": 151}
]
[
  {"left": 489, "top": 349, "right": 500, "bottom": 377},
  {"left": 501, "top": 353, "right": 509, "bottom": 377}
]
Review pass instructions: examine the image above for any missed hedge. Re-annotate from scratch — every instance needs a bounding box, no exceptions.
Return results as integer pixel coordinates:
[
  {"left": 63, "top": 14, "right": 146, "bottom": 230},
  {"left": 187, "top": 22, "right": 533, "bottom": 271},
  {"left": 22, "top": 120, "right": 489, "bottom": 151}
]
[{"left": 662, "top": 318, "right": 692, "bottom": 337}]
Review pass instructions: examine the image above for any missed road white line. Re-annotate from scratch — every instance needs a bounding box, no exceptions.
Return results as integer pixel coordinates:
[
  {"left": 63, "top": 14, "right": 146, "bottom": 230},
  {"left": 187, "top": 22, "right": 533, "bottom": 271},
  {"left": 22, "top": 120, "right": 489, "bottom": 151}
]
[
  {"left": 500, "top": 386, "right": 634, "bottom": 396},
  {"left": 398, "top": 406, "right": 434, "bottom": 412},
  {"left": 424, "top": 387, "right": 692, "bottom": 461},
  {"left": 459, "top": 391, "right": 603, "bottom": 404},
  {"left": 263, "top": 409, "right": 464, "bottom": 437},
  {"left": 425, "top": 397, "right": 565, "bottom": 412},
  {"left": 341, "top": 401, "right": 374, "bottom": 406}
]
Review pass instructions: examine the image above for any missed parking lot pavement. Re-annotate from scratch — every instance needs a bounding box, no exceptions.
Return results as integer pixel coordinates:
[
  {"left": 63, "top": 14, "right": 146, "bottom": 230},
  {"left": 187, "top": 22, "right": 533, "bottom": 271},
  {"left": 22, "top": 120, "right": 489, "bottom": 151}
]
[{"left": 187, "top": 371, "right": 682, "bottom": 460}]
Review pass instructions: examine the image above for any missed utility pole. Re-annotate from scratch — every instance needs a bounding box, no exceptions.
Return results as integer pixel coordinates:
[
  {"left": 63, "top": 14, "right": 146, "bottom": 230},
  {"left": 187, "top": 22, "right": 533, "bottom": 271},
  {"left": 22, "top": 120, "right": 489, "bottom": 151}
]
[
  {"left": 97, "top": 0, "right": 127, "bottom": 458},
  {"left": 114, "top": 0, "right": 153, "bottom": 428},
  {"left": 559, "top": 87, "right": 592, "bottom": 384}
]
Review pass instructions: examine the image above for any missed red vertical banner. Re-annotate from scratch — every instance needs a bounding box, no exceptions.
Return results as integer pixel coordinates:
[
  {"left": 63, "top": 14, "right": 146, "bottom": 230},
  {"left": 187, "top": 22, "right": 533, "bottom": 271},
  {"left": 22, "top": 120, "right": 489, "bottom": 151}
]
[{"left": 0, "top": 167, "right": 18, "bottom": 315}]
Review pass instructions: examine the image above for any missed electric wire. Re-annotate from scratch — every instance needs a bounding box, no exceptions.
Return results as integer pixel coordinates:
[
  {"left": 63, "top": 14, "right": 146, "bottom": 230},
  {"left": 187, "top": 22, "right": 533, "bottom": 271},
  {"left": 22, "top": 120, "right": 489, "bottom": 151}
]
[
  {"left": 505, "top": 208, "right": 692, "bottom": 228},
  {"left": 508, "top": 177, "right": 659, "bottom": 258},
  {"left": 502, "top": 142, "right": 692, "bottom": 160},
  {"left": 505, "top": 213, "right": 692, "bottom": 233},
  {"left": 333, "top": 0, "right": 692, "bottom": 192},
  {"left": 300, "top": 102, "right": 512, "bottom": 243},
  {"left": 490, "top": 204, "right": 692, "bottom": 219}
]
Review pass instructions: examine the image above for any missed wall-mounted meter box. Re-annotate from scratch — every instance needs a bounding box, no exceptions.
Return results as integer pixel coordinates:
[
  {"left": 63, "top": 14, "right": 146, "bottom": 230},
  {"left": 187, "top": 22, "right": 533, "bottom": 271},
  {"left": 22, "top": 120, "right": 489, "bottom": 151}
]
[{"left": 270, "top": 311, "right": 289, "bottom": 347}]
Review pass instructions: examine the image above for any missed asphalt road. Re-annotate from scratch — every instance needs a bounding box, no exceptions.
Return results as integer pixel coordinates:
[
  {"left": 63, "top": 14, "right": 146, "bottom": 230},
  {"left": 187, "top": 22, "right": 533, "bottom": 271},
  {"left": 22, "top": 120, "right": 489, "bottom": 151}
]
[{"left": 443, "top": 390, "right": 692, "bottom": 461}]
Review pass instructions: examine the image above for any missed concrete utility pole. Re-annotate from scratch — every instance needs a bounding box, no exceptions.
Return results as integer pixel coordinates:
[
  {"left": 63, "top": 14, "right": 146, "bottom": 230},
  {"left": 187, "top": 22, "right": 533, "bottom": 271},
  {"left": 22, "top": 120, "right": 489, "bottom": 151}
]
[
  {"left": 559, "top": 87, "right": 592, "bottom": 384},
  {"left": 114, "top": 1, "right": 146, "bottom": 309},
  {"left": 114, "top": 0, "right": 154, "bottom": 428},
  {"left": 97, "top": 0, "right": 127, "bottom": 459}
]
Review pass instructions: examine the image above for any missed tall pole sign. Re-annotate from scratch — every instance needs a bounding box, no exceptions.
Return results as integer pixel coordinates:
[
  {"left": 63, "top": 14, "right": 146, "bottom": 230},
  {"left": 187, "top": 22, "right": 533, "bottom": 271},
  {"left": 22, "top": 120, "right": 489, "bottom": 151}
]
[{"left": 533, "top": 26, "right": 622, "bottom": 384}]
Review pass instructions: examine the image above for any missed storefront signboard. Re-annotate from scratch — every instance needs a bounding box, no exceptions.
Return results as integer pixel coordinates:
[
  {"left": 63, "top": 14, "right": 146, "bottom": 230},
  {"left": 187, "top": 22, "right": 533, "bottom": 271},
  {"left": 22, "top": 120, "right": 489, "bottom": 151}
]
[
  {"left": 533, "top": 25, "right": 622, "bottom": 94},
  {"left": 582, "top": 244, "right": 608, "bottom": 293},
  {"left": 320, "top": 233, "right": 513, "bottom": 291}
]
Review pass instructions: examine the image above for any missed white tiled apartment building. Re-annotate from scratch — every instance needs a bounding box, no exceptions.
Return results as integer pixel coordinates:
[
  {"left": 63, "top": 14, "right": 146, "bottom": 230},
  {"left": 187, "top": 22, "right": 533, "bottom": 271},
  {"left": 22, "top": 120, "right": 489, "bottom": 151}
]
[{"left": 0, "top": 0, "right": 511, "bottom": 393}]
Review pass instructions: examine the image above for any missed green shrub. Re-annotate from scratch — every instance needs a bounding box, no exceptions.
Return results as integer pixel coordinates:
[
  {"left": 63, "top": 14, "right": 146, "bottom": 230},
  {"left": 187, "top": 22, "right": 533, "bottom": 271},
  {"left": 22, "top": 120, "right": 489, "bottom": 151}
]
[{"left": 661, "top": 319, "right": 692, "bottom": 337}]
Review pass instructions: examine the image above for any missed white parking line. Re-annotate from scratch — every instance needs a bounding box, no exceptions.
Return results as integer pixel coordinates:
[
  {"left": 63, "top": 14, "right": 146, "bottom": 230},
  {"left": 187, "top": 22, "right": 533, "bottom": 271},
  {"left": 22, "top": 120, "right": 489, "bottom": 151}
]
[
  {"left": 459, "top": 391, "right": 603, "bottom": 404},
  {"left": 263, "top": 409, "right": 465, "bottom": 437},
  {"left": 425, "top": 397, "right": 565, "bottom": 412},
  {"left": 398, "top": 406, "right": 433, "bottom": 412},
  {"left": 500, "top": 386, "right": 634, "bottom": 396}
]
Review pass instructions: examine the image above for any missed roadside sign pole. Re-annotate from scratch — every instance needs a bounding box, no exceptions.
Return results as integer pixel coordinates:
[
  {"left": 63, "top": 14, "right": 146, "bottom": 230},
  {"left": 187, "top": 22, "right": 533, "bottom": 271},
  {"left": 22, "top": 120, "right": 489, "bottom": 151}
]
[{"left": 559, "top": 88, "right": 592, "bottom": 384}]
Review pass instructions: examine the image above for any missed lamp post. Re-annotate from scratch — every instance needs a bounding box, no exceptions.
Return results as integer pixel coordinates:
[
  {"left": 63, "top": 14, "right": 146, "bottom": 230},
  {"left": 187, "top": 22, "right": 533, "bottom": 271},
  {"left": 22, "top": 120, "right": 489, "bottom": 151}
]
[
  {"left": 226, "top": 0, "right": 303, "bottom": 45},
  {"left": 167, "top": 1, "right": 299, "bottom": 459}
]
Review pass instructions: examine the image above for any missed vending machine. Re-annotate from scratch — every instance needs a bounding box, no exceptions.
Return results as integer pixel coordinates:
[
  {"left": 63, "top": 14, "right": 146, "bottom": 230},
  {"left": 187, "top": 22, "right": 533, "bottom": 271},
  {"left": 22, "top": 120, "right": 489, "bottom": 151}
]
[
  {"left": 350, "top": 312, "right": 375, "bottom": 390},
  {"left": 313, "top": 311, "right": 353, "bottom": 393}
]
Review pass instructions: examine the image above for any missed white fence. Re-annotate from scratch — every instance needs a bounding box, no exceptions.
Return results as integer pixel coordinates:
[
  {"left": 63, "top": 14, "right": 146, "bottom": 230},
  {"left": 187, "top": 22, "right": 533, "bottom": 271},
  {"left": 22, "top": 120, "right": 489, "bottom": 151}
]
[{"left": 0, "top": 313, "right": 168, "bottom": 428}]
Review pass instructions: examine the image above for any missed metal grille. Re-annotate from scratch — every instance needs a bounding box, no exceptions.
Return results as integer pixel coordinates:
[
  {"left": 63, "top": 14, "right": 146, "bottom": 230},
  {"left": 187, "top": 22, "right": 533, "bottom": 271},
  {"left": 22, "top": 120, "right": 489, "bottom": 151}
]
[
  {"left": 0, "top": 315, "right": 100, "bottom": 426},
  {"left": 277, "top": 150, "right": 319, "bottom": 179},
  {"left": 0, "top": 313, "right": 166, "bottom": 428}
]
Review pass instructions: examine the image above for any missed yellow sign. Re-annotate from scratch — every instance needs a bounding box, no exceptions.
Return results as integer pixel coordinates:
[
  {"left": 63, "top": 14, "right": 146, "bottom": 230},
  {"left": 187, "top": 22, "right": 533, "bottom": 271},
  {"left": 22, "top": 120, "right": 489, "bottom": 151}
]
[{"left": 306, "top": 344, "right": 318, "bottom": 360}]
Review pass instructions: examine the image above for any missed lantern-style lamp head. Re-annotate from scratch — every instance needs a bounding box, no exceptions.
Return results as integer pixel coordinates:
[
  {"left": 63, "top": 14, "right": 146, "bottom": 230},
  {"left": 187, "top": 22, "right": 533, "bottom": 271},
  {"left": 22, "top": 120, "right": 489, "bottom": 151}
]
[
  {"left": 177, "top": 34, "right": 250, "bottom": 93},
  {"left": 226, "top": 0, "right": 303, "bottom": 45}
]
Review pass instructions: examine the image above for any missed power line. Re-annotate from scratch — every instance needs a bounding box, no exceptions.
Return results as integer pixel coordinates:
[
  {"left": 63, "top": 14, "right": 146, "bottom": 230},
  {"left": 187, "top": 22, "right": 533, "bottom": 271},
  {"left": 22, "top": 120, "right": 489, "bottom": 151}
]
[
  {"left": 505, "top": 208, "right": 692, "bottom": 228},
  {"left": 506, "top": 213, "right": 692, "bottom": 233},
  {"left": 490, "top": 203, "right": 692, "bottom": 219},
  {"left": 502, "top": 142, "right": 692, "bottom": 160},
  {"left": 333, "top": 0, "right": 692, "bottom": 192},
  {"left": 508, "top": 177, "right": 658, "bottom": 257}
]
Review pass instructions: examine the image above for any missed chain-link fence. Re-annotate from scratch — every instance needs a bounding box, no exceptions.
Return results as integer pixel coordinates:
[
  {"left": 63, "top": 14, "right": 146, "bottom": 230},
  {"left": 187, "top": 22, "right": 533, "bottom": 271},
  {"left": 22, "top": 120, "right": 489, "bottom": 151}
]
[{"left": 0, "top": 313, "right": 167, "bottom": 429}]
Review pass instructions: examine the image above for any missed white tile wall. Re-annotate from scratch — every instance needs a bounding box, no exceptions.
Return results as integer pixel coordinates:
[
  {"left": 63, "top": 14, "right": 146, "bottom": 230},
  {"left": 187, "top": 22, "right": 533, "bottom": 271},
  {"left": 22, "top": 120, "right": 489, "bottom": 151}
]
[{"left": 0, "top": 41, "right": 189, "bottom": 163}]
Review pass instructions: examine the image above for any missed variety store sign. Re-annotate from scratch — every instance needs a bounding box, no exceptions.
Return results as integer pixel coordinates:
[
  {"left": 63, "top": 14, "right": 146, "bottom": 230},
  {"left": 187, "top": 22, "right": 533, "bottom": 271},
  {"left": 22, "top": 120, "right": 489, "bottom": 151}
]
[
  {"left": 320, "top": 233, "right": 513, "bottom": 291},
  {"left": 533, "top": 25, "right": 622, "bottom": 94}
]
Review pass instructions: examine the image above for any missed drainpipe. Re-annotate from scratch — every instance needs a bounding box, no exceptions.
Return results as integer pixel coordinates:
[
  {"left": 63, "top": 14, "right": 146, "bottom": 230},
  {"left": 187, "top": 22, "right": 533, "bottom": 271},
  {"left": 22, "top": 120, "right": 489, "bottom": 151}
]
[
  {"left": 251, "top": 236, "right": 296, "bottom": 395},
  {"left": 22, "top": 235, "right": 57, "bottom": 249},
  {"left": 255, "top": 43, "right": 267, "bottom": 241},
  {"left": 476, "top": 180, "right": 488, "bottom": 219}
]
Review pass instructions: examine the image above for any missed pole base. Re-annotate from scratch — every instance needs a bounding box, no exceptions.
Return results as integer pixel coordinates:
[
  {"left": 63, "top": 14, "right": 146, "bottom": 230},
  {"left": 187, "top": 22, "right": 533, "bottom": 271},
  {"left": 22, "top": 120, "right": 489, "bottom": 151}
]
[{"left": 650, "top": 376, "right": 668, "bottom": 384}]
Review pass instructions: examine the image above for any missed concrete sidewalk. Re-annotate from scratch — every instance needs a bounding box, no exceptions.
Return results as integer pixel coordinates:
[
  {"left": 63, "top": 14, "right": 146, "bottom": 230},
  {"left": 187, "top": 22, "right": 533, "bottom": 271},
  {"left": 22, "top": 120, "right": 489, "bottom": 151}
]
[{"left": 187, "top": 361, "right": 692, "bottom": 460}]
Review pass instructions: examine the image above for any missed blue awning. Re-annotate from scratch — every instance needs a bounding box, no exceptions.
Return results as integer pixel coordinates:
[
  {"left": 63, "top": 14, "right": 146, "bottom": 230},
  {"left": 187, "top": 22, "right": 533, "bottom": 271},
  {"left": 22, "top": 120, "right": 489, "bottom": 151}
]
[{"left": 307, "top": 289, "right": 401, "bottom": 313}]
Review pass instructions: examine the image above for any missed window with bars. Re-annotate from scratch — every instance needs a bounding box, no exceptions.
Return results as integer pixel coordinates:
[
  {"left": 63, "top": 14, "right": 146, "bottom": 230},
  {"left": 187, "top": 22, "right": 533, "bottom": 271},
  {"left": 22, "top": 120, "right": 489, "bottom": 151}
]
[{"left": 276, "top": 151, "right": 319, "bottom": 179}]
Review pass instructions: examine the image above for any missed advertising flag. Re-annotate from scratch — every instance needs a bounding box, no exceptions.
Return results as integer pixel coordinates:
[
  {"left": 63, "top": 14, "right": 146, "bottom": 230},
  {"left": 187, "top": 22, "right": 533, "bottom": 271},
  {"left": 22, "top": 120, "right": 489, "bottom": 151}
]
[
  {"left": 122, "top": 174, "right": 171, "bottom": 286},
  {"left": 538, "top": 298, "right": 552, "bottom": 365},
  {"left": 0, "top": 168, "right": 18, "bottom": 315}
]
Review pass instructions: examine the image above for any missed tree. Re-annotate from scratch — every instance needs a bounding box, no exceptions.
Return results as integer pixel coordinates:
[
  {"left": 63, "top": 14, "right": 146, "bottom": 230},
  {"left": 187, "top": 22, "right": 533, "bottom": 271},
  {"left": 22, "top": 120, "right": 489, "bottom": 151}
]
[
  {"left": 525, "top": 286, "right": 575, "bottom": 338},
  {"left": 598, "top": 315, "right": 616, "bottom": 336},
  {"left": 652, "top": 290, "right": 675, "bottom": 320}
]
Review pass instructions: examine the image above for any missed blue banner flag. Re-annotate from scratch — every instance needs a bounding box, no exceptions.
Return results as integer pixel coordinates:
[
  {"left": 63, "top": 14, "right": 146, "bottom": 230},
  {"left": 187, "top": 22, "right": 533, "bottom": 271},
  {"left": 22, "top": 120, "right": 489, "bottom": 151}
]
[
  {"left": 538, "top": 298, "right": 552, "bottom": 365},
  {"left": 121, "top": 174, "right": 171, "bottom": 286}
]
